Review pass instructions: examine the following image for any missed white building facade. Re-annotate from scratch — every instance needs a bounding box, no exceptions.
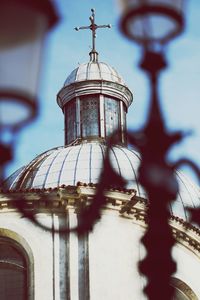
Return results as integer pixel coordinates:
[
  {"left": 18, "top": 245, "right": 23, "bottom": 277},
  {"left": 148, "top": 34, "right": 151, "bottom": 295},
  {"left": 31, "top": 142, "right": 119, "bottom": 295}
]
[{"left": 1, "top": 55, "right": 200, "bottom": 300}]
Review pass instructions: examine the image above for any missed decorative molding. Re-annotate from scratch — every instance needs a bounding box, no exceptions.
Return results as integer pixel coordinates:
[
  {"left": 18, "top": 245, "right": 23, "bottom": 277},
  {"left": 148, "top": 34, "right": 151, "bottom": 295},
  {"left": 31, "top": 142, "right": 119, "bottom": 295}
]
[
  {"left": 171, "top": 277, "right": 198, "bottom": 300},
  {"left": 57, "top": 80, "right": 133, "bottom": 109},
  {"left": 1, "top": 185, "right": 200, "bottom": 257}
]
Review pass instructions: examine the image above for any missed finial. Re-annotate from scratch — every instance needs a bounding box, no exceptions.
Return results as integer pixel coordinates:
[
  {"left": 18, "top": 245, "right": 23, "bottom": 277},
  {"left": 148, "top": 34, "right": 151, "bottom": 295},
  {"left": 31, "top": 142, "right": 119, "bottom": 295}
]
[{"left": 74, "top": 8, "right": 111, "bottom": 62}]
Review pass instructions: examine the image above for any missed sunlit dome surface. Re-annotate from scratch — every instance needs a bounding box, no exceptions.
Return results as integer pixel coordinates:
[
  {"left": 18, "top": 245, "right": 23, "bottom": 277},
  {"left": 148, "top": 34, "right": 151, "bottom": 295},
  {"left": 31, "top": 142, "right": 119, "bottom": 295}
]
[
  {"left": 5, "top": 142, "right": 142, "bottom": 192},
  {"left": 4, "top": 141, "right": 200, "bottom": 222},
  {"left": 64, "top": 61, "right": 126, "bottom": 86}
]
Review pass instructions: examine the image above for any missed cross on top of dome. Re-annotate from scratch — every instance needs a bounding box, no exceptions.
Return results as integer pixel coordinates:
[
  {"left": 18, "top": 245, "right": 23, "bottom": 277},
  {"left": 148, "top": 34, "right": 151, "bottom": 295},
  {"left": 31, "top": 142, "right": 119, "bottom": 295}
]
[{"left": 74, "top": 8, "right": 111, "bottom": 62}]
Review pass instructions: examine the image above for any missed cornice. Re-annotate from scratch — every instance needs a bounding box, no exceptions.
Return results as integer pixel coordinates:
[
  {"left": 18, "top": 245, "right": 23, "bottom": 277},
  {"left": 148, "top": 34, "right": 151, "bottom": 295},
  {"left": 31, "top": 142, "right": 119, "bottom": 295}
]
[
  {"left": 119, "top": 198, "right": 200, "bottom": 258},
  {"left": 1, "top": 184, "right": 200, "bottom": 256},
  {"left": 57, "top": 79, "right": 133, "bottom": 109}
]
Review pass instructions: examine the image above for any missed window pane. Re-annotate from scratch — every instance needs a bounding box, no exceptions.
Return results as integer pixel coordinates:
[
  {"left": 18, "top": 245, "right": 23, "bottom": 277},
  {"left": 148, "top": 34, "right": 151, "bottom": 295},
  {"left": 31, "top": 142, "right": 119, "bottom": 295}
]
[
  {"left": 123, "top": 103, "right": 127, "bottom": 131},
  {"left": 65, "top": 100, "right": 76, "bottom": 144},
  {"left": 0, "top": 241, "right": 27, "bottom": 300},
  {"left": 0, "top": 268, "right": 26, "bottom": 300},
  {"left": 80, "top": 95, "right": 99, "bottom": 138},
  {"left": 105, "top": 97, "right": 120, "bottom": 137}
]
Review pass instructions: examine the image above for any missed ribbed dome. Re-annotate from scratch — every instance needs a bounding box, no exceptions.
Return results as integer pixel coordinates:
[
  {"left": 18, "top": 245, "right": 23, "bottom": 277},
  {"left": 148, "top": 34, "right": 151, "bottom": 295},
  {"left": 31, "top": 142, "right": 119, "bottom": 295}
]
[
  {"left": 5, "top": 142, "right": 143, "bottom": 192},
  {"left": 4, "top": 141, "right": 200, "bottom": 222},
  {"left": 64, "top": 62, "right": 126, "bottom": 86}
]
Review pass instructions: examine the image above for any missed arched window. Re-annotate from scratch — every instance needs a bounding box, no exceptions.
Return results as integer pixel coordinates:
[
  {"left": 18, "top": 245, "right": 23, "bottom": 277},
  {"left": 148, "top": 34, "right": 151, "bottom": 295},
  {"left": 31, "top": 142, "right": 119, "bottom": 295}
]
[
  {"left": 0, "top": 238, "right": 28, "bottom": 300},
  {"left": 173, "top": 289, "right": 190, "bottom": 300},
  {"left": 171, "top": 277, "right": 198, "bottom": 300}
]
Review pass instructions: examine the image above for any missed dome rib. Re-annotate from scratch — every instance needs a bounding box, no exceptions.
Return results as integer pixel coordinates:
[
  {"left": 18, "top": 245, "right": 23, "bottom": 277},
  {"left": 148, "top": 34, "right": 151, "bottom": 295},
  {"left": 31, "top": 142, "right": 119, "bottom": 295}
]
[
  {"left": 86, "top": 62, "right": 90, "bottom": 80},
  {"left": 99, "top": 143, "right": 105, "bottom": 161},
  {"left": 73, "top": 144, "right": 83, "bottom": 186},
  {"left": 4, "top": 142, "right": 200, "bottom": 223},
  {"left": 57, "top": 147, "right": 73, "bottom": 187},
  {"left": 107, "top": 64, "right": 116, "bottom": 82},
  {"left": 18, "top": 150, "right": 53, "bottom": 189},
  {"left": 64, "top": 61, "right": 126, "bottom": 86},
  {"left": 97, "top": 62, "right": 102, "bottom": 80},
  {"left": 7, "top": 166, "right": 25, "bottom": 190},
  {"left": 75, "top": 67, "right": 79, "bottom": 82},
  {"left": 168, "top": 202, "right": 173, "bottom": 216},
  {"left": 42, "top": 150, "right": 61, "bottom": 189},
  {"left": 176, "top": 171, "right": 196, "bottom": 208},
  {"left": 110, "top": 147, "right": 122, "bottom": 178},
  {"left": 176, "top": 191, "right": 188, "bottom": 221},
  {"left": 117, "top": 146, "right": 142, "bottom": 197},
  {"left": 58, "top": 61, "right": 133, "bottom": 110}
]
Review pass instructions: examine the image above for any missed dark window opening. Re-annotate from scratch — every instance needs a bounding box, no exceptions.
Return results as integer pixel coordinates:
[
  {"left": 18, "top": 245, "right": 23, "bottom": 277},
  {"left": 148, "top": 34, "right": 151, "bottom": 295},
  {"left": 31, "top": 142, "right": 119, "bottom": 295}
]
[
  {"left": 105, "top": 97, "right": 120, "bottom": 138},
  {"left": 0, "top": 239, "right": 28, "bottom": 300},
  {"left": 80, "top": 95, "right": 100, "bottom": 138},
  {"left": 65, "top": 100, "right": 77, "bottom": 144}
]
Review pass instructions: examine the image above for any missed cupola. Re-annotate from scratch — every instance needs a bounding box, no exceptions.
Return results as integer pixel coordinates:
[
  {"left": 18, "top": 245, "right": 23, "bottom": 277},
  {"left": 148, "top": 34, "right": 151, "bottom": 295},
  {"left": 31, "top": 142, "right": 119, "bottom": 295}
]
[
  {"left": 57, "top": 9, "right": 133, "bottom": 146},
  {"left": 57, "top": 61, "right": 133, "bottom": 145}
]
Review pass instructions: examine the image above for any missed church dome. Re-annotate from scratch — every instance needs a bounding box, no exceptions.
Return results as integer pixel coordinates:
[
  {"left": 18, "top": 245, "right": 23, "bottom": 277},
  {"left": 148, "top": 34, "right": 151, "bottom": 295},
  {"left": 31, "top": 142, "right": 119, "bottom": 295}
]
[
  {"left": 4, "top": 141, "right": 200, "bottom": 222},
  {"left": 57, "top": 61, "right": 133, "bottom": 110},
  {"left": 64, "top": 61, "right": 126, "bottom": 86},
  {"left": 5, "top": 142, "right": 142, "bottom": 192}
]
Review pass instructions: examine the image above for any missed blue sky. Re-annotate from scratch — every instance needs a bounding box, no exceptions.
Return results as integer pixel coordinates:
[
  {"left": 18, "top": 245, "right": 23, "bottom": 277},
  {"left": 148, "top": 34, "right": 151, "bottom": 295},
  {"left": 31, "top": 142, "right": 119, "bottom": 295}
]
[{"left": 7, "top": 0, "right": 200, "bottom": 185}]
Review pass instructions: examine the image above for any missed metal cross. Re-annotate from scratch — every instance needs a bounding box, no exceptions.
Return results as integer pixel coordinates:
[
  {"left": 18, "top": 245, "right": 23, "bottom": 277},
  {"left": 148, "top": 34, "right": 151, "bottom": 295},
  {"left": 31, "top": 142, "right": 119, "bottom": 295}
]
[{"left": 75, "top": 8, "right": 111, "bottom": 61}]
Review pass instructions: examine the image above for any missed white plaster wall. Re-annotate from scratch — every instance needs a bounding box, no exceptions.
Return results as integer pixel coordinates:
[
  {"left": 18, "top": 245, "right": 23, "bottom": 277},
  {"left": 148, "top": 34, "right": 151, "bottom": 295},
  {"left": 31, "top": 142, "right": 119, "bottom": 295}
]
[
  {"left": 88, "top": 209, "right": 200, "bottom": 300},
  {"left": 0, "top": 208, "right": 199, "bottom": 300},
  {"left": 173, "top": 243, "right": 200, "bottom": 298},
  {"left": 89, "top": 209, "right": 147, "bottom": 300}
]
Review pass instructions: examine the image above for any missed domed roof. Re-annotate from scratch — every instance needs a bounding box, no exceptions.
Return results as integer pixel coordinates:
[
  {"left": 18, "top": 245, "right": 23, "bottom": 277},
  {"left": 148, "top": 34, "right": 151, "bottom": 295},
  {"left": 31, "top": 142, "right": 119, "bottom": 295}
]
[
  {"left": 4, "top": 141, "right": 200, "bottom": 222},
  {"left": 5, "top": 142, "right": 143, "bottom": 192},
  {"left": 57, "top": 60, "right": 133, "bottom": 110},
  {"left": 64, "top": 61, "right": 126, "bottom": 86}
]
